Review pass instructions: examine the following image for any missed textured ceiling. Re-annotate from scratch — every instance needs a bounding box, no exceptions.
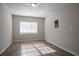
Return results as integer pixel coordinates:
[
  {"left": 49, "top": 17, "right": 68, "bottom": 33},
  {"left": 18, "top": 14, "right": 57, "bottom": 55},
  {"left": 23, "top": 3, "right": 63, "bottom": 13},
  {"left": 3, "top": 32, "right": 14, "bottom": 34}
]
[{"left": 3, "top": 3, "right": 79, "bottom": 17}]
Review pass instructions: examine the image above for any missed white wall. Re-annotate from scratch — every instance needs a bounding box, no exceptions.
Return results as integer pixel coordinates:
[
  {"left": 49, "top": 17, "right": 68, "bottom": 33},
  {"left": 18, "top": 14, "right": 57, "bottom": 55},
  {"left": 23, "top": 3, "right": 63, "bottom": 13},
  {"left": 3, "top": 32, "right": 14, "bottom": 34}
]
[
  {"left": 12, "top": 15, "right": 45, "bottom": 42},
  {"left": 0, "top": 4, "right": 12, "bottom": 54},
  {"left": 45, "top": 5, "right": 79, "bottom": 55}
]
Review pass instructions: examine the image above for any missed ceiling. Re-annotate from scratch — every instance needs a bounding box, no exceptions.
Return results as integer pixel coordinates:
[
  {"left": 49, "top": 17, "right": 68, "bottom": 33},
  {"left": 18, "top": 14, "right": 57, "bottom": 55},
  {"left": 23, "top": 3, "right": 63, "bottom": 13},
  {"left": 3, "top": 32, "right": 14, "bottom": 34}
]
[{"left": 3, "top": 3, "right": 79, "bottom": 17}]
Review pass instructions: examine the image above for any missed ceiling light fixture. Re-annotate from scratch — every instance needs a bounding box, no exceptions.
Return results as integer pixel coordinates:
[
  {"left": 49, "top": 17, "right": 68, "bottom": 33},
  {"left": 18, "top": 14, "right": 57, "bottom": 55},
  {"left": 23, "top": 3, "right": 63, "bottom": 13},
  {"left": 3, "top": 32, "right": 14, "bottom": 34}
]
[{"left": 31, "top": 3, "right": 36, "bottom": 7}]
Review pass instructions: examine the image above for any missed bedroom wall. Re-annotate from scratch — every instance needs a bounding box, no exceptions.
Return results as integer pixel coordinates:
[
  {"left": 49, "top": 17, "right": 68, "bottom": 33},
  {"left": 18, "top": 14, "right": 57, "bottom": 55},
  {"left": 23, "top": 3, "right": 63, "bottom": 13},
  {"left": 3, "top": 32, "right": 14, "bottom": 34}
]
[
  {"left": 12, "top": 15, "right": 45, "bottom": 42},
  {"left": 0, "top": 4, "right": 12, "bottom": 54},
  {"left": 45, "top": 5, "right": 79, "bottom": 55}
]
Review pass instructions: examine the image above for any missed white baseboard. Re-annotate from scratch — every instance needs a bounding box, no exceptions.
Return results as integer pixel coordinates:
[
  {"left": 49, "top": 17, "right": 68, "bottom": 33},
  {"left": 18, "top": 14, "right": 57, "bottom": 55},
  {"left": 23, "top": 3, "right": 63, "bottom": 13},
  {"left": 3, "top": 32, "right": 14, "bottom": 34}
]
[
  {"left": 13, "top": 39, "right": 44, "bottom": 42},
  {"left": 46, "top": 39, "right": 78, "bottom": 56},
  {"left": 0, "top": 42, "right": 12, "bottom": 55}
]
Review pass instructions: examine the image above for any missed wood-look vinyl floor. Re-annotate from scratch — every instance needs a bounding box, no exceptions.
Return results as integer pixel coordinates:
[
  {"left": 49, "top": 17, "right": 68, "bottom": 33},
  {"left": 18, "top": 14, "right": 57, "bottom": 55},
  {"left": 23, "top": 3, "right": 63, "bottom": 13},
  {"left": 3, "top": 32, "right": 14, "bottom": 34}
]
[{"left": 0, "top": 40, "right": 73, "bottom": 56}]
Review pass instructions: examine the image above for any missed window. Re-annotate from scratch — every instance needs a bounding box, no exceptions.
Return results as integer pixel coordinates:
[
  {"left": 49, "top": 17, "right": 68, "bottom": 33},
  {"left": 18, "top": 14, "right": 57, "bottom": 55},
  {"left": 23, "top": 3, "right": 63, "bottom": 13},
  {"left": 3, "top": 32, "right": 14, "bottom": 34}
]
[{"left": 20, "top": 22, "right": 37, "bottom": 34}]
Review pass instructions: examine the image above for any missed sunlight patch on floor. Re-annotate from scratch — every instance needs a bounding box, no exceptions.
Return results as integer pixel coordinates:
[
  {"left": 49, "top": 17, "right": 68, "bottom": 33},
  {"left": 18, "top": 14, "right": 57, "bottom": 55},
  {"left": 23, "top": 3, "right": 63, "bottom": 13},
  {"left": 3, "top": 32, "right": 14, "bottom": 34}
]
[
  {"left": 20, "top": 41, "right": 56, "bottom": 56},
  {"left": 37, "top": 46, "right": 56, "bottom": 54}
]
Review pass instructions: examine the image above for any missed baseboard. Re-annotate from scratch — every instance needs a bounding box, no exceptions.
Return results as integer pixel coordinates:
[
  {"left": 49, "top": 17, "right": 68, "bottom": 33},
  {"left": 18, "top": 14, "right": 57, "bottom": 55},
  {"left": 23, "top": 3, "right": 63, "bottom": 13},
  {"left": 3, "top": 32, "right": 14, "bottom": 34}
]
[
  {"left": 46, "top": 39, "right": 78, "bottom": 56},
  {"left": 13, "top": 39, "right": 44, "bottom": 42},
  {"left": 0, "top": 42, "right": 12, "bottom": 55}
]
